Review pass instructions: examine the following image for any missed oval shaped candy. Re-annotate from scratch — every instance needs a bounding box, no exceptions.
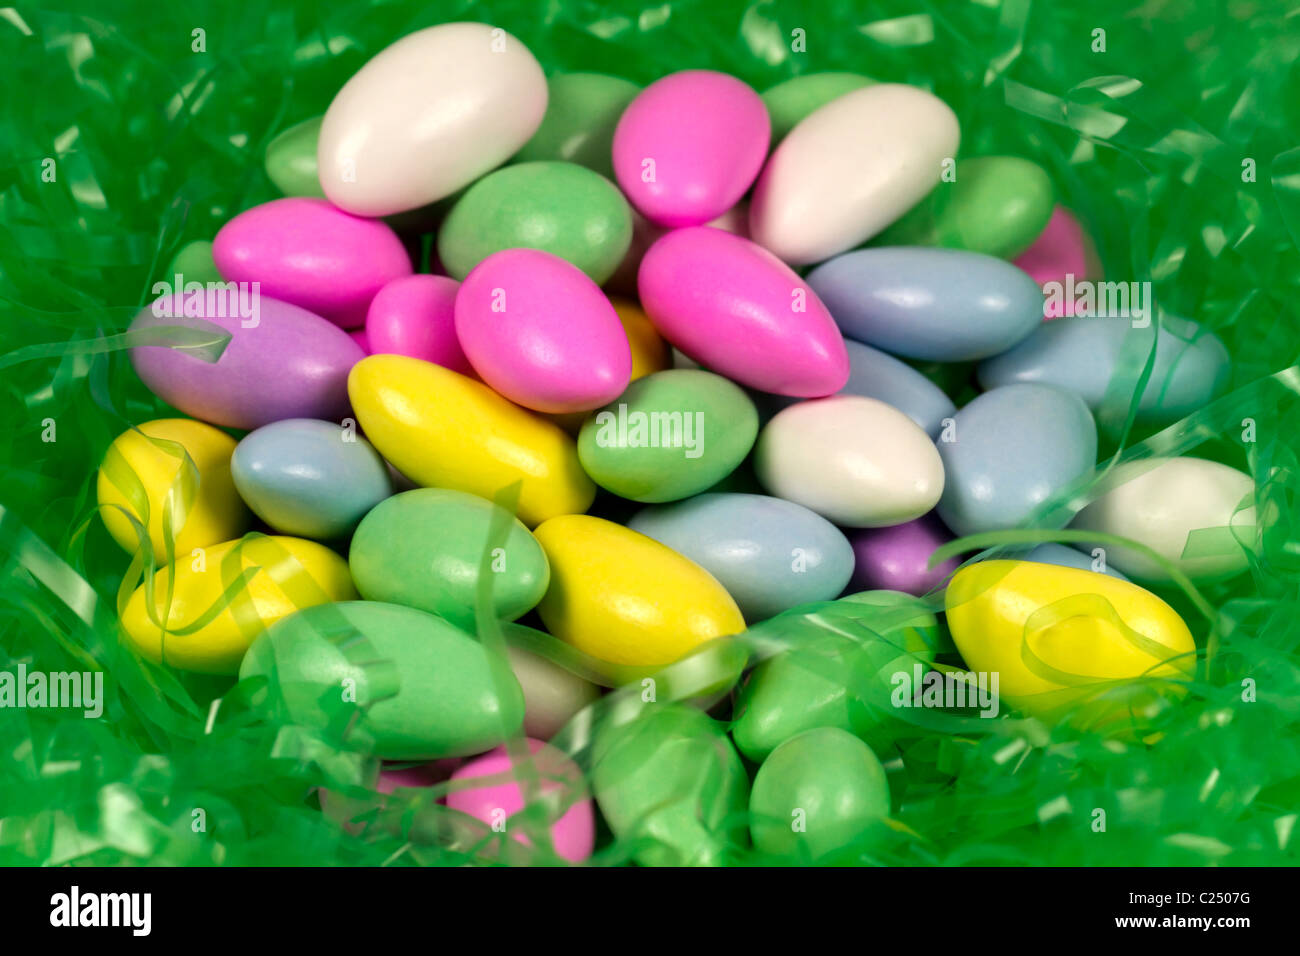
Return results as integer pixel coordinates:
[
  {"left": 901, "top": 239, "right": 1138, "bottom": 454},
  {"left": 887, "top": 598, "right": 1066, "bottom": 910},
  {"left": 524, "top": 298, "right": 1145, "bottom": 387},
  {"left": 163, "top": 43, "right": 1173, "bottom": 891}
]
[
  {"left": 264, "top": 115, "right": 326, "bottom": 198},
  {"left": 750, "top": 727, "right": 890, "bottom": 861},
  {"left": 613, "top": 70, "right": 769, "bottom": 227},
  {"left": 847, "top": 514, "right": 959, "bottom": 595},
  {"left": 592, "top": 703, "right": 749, "bottom": 867},
  {"left": 365, "top": 274, "right": 471, "bottom": 373},
  {"left": 936, "top": 384, "right": 1097, "bottom": 537},
  {"left": 505, "top": 644, "right": 601, "bottom": 740},
  {"left": 318, "top": 23, "right": 547, "bottom": 216},
  {"left": 456, "top": 249, "right": 631, "bottom": 413},
  {"left": 1070, "top": 457, "right": 1254, "bottom": 583},
  {"left": 98, "top": 418, "right": 250, "bottom": 556},
  {"left": 439, "top": 161, "right": 632, "bottom": 283},
  {"left": 750, "top": 84, "right": 960, "bottom": 265},
  {"left": 761, "top": 72, "right": 875, "bottom": 145},
  {"left": 213, "top": 197, "right": 411, "bottom": 328},
  {"left": 577, "top": 369, "right": 758, "bottom": 503},
  {"left": 533, "top": 515, "right": 745, "bottom": 669},
  {"left": 977, "top": 315, "right": 1231, "bottom": 423},
  {"left": 447, "top": 739, "right": 594, "bottom": 863},
  {"left": 755, "top": 396, "right": 944, "bottom": 528},
  {"left": 231, "top": 418, "right": 392, "bottom": 539},
  {"left": 732, "top": 591, "right": 939, "bottom": 762},
  {"left": 628, "top": 493, "right": 854, "bottom": 622},
  {"left": 130, "top": 291, "right": 362, "bottom": 430},
  {"left": 348, "top": 355, "right": 595, "bottom": 527},
  {"left": 350, "top": 488, "right": 549, "bottom": 630},
  {"left": 514, "top": 72, "right": 640, "bottom": 179},
  {"left": 121, "top": 535, "right": 356, "bottom": 674},
  {"left": 944, "top": 560, "right": 1196, "bottom": 716},
  {"left": 638, "top": 227, "right": 849, "bottom": 396},
  {"left": 240, "top": 601, "right": 524, "bottom": 758},
  {"left": 807, "top": 247, "right": 1043, "bottom": 361},
  {"left": 875, "top": 156, "right": 1054, "bottom": 259}
]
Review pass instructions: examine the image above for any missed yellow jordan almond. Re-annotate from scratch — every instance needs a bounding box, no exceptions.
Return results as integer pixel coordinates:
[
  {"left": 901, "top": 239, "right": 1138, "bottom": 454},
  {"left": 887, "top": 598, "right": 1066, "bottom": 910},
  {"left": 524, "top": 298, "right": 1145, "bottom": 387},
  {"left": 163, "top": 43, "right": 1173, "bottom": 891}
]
[
  {"left": 945, "top": 560, "right": 1195, "bottom": 713},
  {"left": 348, "top": 355, "right": 595, "bottom": 526},
  {"left": 98, "top": 418, "right": 250, "bottom": 555},
  {"left": 534, "top": 514, "right": 745, "bottom": 670},
  {"left": 121, "top": 535, "right": 356, "bottom": 675}
]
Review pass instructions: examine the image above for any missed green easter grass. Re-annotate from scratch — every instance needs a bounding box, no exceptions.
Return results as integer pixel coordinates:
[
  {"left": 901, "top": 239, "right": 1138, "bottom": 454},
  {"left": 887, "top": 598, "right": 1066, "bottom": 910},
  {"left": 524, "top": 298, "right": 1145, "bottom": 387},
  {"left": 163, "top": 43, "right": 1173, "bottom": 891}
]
[{"left": 2, "top": 0, "right": 1299, "bottom": 866}]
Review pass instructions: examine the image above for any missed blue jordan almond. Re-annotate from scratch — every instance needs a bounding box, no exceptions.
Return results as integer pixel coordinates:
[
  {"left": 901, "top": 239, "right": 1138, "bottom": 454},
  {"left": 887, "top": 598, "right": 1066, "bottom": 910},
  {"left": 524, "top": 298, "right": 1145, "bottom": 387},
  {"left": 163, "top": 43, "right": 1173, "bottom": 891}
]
[
  {"left": 231, "top": 418, "right": 392, "bottom": 539},
  {"left": 628, "top": 493, "right": 855, "bottom": 622},
  {"left": 936, "top": 384, "right": 1098, "bottom": 537},
  {"left": 807, "top": 247, "right": 1043, "bottom": 361},
  {"left": 977, "top": 314, "right": 1231, "bottom": 423}
]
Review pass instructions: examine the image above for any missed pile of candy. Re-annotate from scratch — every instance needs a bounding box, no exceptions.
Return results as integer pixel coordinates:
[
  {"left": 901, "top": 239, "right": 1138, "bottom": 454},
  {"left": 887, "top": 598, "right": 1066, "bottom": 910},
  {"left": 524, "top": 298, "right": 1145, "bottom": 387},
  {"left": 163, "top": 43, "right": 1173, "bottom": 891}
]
[{"left": 98, "top": 22, "right": 1257, "bottom": 865}]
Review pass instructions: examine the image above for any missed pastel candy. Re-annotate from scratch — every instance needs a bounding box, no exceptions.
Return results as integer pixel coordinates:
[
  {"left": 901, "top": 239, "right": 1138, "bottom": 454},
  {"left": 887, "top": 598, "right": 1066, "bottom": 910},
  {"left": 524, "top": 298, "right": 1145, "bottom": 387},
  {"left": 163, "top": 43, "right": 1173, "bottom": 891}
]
[
  {"left": 936, "top": 384, "right": 1097, "bottom": 537},
  {"left": 807, "top": 247, "right": 1043, "bottom": 362},
  {"left": 438, "top": 161, "right": 632, "bottom": 284},
  {"left": 1023, "top": 542, "right": 1129, "bottom": 580},
  {"left": 847, "top": 515, "right": 959, "bottom": 595},
  {"left": 875, "top": 156, "right": 1054, "bottom": 259},
  {"left": 613, "top": 70, "right": 769, "bottom": 227},
  {"left": 628, "top": 493, "right": 854, "bottom": 622},
  {"left": 761, "top": 72, "right": 875, "bottom": 144},
  {"left": 347, "top": 355, "right": 595, "bottom": 527},
  {"left": 592, "top": 704, "right": 749, "bottom": 867},
  {"left": 505, "top": 644, "right": 601, "bottom": 740},
  {"left": 98, "top": 418, "right": 250, "bottom": 555},
  {"left": 456, "top": 249, "right": 630, "bottom": 413},
  {"left": 977, "top": 315, "right": 1231, "bottom": 423},
  {"left": 318, "top": 23, "right": 547, "bottom": 216},
  {"left": 447, "top": 740, "right": 595, "bottom": 863},
  {"left": 732, "top": 591, "right": 939, "bottom": 761},
  {"left": 638, "top": 227, "right": 849, "bottom": 397},
  {"left": 121, "top": 535, "right": 356, "bottom": 674},
  {"left": 349, "top": 328, "right": 370, "bottom": 354},
  {"left": 365, "top": 274, "right": 470, "bottom": 373},
  {"left": 240, "top": 601, "right": 525, "bottom": 759},
  {"left": 577, "top": 370, "right": 759, "bottom": 503},
  {"left": 129, "top": 291, "right": 362, "bottom": 430},
  {"left": 513, "top": 72, "right": 640, "bottom": 180},
  {"left": 533, "top": 514, "right": 745, "bottom": 670},
  {"left": 755, "top": 396, "right": 945, "bottom": 528},
  {"left": 750, "top": 728, "right": 890, "bottom": 861},
  {"left": 945, "top": 560, "right": 1195, "bottom": 717},
  {"left": 749, "top": 84, "right": 960, "bottom": 265},
  {"left": 231, "top": 418, "right": 393, "bottom": 539},
  {"left": 264, "top": 116, "right": 326, "bottom": 198},
  {"left": 213, "top": 197, "right": 412, "bottom": 328},
  {"left": 349, "top": 488, "right": 550, "bottom": 630},
  {"left": 1070, "top": 457, "right": 1255, "bottom": 583}
]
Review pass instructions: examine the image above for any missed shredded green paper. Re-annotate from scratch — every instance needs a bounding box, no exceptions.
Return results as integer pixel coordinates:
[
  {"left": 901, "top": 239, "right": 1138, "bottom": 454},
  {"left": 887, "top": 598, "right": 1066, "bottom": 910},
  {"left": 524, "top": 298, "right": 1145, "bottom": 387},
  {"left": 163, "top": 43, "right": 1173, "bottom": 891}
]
[{"left": 2, "top": 0, "right": 1299, "bottom": 866}]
